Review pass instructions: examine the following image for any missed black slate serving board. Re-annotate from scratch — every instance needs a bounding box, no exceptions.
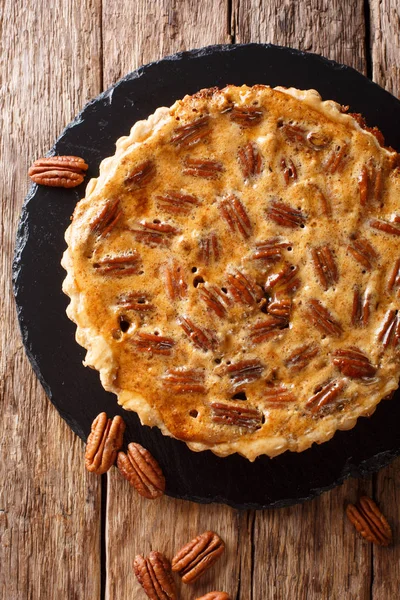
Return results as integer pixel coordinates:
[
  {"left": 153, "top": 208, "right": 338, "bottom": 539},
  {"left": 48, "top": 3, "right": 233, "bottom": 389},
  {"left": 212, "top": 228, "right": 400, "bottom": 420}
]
[{"left": 13, "top": 44, "right": 400, "bottom": 509}]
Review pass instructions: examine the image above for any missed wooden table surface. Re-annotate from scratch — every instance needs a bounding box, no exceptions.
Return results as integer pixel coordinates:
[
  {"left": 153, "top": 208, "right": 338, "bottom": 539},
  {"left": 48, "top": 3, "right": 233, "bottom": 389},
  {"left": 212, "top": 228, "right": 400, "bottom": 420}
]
[{"left": 2, "top": 1, "right": 400, "bottom": 598}]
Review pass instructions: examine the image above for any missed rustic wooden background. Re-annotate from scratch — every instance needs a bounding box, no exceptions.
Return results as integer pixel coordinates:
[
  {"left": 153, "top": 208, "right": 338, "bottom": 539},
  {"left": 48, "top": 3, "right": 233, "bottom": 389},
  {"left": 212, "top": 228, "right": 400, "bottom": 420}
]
[{"left": 1, "top": 1, "right": 400, "bottom": 598}]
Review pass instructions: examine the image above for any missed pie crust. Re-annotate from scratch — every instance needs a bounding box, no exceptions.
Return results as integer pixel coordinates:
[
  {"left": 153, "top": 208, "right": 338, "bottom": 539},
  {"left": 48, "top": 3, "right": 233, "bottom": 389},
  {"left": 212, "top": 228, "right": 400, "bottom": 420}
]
[{"left": 62, "top": 85, "right": 400, "bottom": 461}]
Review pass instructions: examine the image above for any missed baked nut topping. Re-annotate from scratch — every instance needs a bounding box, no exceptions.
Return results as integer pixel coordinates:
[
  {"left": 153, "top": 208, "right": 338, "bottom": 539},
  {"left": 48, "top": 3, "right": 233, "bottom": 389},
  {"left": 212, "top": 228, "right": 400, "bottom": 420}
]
[{"left": 63, "top": 85, "right": 400, "bottom": 461}]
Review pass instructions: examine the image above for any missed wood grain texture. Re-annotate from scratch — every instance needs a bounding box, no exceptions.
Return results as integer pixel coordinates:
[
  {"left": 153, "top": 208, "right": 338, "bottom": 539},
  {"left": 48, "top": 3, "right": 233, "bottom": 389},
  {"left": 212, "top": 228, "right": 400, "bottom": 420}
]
[
  {"left": 232, "top": 0, "right": 367, "bottom": 74},
  {"left": 0, "top": 1, "right": 102, "bottom": 598},
  {"left": 370, "top": 0, "right": 400, "bottom": 97},
  {"left": 106, "top": 471, "right": 239, "bottom": 599},
  {"left": 101, "top": 0, "right": 230, "bottom": 88}
]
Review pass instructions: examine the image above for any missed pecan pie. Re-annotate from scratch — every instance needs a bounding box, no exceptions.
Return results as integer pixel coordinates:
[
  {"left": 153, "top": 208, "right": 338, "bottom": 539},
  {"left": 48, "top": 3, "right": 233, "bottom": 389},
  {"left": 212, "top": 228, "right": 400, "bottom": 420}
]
[{"left": 62, "top": 85, "right": 400, "bottom": 460}]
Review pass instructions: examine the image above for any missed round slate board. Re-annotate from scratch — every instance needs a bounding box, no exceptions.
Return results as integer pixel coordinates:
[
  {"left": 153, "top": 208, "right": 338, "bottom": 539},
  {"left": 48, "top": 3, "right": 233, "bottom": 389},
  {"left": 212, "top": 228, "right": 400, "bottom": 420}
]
[{"left": 13, "top": 43, "right": 400, "bottom": 509}]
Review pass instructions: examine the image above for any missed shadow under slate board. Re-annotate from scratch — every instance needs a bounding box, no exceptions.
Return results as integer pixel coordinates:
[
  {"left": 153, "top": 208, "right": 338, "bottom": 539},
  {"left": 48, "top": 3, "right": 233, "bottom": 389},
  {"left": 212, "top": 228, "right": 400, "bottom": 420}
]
[{"left": 13, "top": 44, "right": 400, "bottom": 509}]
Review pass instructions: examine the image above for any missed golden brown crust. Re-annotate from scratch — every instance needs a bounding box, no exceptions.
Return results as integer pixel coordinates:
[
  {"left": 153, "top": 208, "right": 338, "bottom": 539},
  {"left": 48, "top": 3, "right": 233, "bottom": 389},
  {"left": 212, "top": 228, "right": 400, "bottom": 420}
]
[{"left": 62, "top": 85, "right": 400, "bottom": 461}]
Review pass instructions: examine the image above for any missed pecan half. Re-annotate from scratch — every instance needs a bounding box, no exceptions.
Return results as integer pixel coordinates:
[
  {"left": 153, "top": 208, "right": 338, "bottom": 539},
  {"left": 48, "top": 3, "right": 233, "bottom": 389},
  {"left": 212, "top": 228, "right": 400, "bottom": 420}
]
[
  {"left": 125, "top": 160, "right": 156, "bottom": 188},
  {"left": 252, "top": 238, "right": 291, "bottom": 263},
  {"left": 238, "top": 142, "right": 262, "bottom": 179},
  {"left": 378, "top": 310, "right": 400, "bottom": 348},
  {"left": 312, "top": 185, "right": 332, "bottom": 217},
  {"left": 90, "top": 198, "right": 122, "bottom": 237},
  {"left": 267, "top": 200, "right": 306, "bottom": 228},
  {"left": 265, "top": 264, "right": 300, "bottom": 295},
  {"left": 165, "top": 261, "right": 187, "bottom": 301},
  {"left": 178, "top": 316, "right": 217, "bottom": 351},
  {"left": 263, "top": 385, "right": 295, "bottom": 405},
  {"left": 117, "top": 291, "right": 154, "bottom": 312},
  {"left": 306, "top": 378, "right": 347, "bottom": 413},
  {"left": 388, "top": 258, "right": 400, "bottom": 294},
  {"left": 117, "top": 443, "right": 165, "bottom": 499},
  {"left": 198, "top": 232, "right": 220, "bottom": 265},
  {"left": 307, "top": 131, "right": 331, "bottom": 149},
  {"left": 157, "top": 190, "right": 200, "bottom": 215},
  {"left": 227, "top": 269, "right": 261, "bottom": 305},
  {"left": 85, "top": 413, "right": 125, "bottom": 474},
  {"left": 195, "top": 593, "right": 231, "bottom": 600},
  {"left": 225, "top": 359, "right": 264, "bottom": 389},
  {"left": 267, "top": 293, "right": 292, "bottom": 319},
  {"left": 171, "top": 116, "right": 210, "bottom": 147},
  {"left": 358, "top": 161, "right": 384, "bottom": 206},
  {"left": 199, "top": 284, "right": 230, "bottom": 318},
  {"left": 311, "top": 245, "right": 338, "bottom": 290},
  {"left": 130, "top": 221, "right": 179, "bottom": 247},
  {"left": 347, "top": 237, "right": 378, "bottom": 270},
  {"left": 332, "top": 348, "right": 376, "bottom": 379},
  {"left": 249, "top": 315, "right": 288, "bottom": 344},
  {"left": 134, "top": 551, "right": 177, "bottom": 599},
  {"left": 132, "top": 332, "right": 175, "bottom": 355},
  {"left": 280, "top": 157, "right": 298, "bottom": 185},
  {"left": 172, "top": 531, "right": 225, "bottom": 584},
  {"left": 210, "top": 403, "right": 263, "bottom": 431},
  {"left": 280, "top": 123, "right": 308, "bottom": 146},
  {"left": 351, "top": 288, "right": 371, "bottom": 327},
  {"left": 305, "top": 299, "right": 342, "bottom": 337},
  {"left": 93, "top": 253, "right": 141, "bottom": 275},
  {"left": 284, "top": 343, "right": 319, "bottom": 371},
  {"left": 183, "top": 157, "right": 224, "bottom": 178},
  {"left": 370, "top": 218, "right": 400, "bottom": 236},
  {"left": 324, "top": 143, "right": 349, "bottom": 174},
  {"left": 230, "top": 106, "right": 263, "bottom": 126},
  {"left": 28, "top": 155, "right": 88, "bottom": 188},
  {"left": 219, "top": 195, "right": 252, "bottom": 238},
  {"left": 346, "top": 496, "right": 392, "bottom": 546},
  {"left": 162, "top": 368, "right": 206, "bottom": 394}
]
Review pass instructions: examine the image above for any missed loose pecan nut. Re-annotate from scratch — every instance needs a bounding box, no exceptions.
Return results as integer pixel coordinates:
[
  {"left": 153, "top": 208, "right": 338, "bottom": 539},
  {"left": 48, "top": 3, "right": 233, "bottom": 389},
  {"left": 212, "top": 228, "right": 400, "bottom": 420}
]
[
  {"left": 117, "top": 442, "right": 165, "bottom": 499},
  {"left": 195, "top": 593, "right": 231, "bottom": 600},
  {"left": 28, "top": 155, "right": 88, "bottom": 188},
  {"left": 172, "top": 531, "right": 225, "bottom": 584},
  {"left": 85, "top": 412, "right": 125, "bottom": 474},
  {"left": 346, "top": 496, "right": 392, "bottom": 546},
  {"left": 134, "top": 551, "right": 177, "bottom": 599}
]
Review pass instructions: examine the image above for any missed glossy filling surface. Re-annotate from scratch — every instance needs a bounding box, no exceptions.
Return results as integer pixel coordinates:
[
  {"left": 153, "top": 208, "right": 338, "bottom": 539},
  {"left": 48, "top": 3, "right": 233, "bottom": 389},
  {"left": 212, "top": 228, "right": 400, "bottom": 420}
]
[{"left": 63, "top": 85, "right": 400, "bottom": 460}]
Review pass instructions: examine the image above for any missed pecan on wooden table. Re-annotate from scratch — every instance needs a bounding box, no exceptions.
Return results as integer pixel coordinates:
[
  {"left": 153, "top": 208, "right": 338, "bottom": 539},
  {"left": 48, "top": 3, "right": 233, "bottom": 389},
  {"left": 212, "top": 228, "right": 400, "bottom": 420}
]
[
  {"left": 117, "top": 442, "right": 165, "bottom": 499},
  {"left": 195, "top": 593, "right": 231, "bottom": 600},
  {"left": 172, "top": 530, "right": 225, "bottom": 584},
  {"left": 346, "top": 496, "right": 392, "bottom": 546},
  {"left": 85, "top": 412, "right": 125, "bottom": 474},
  {"left": 133, "top": 551, "right": 177, "bottom": 600},
  {"left": 28, "top": 155, "right": 88, "bottom": 188}
]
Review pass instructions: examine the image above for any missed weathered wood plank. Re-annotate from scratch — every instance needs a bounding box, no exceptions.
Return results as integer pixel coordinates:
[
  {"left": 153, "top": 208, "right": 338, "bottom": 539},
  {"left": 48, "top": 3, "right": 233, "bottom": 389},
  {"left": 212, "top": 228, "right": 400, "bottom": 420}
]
[
  {"left": 232, "top": 2, "right": 372, "bottom": 598},
  {"left": 0, "top": 1, "right": 102, "bottom": 598},
  {"left": 106, "top": 473, "right": 240, "bottom": 599},
  {"left": 372, "top": 458, "right": 400, "bottom": 600},
  {"left": 369, "top": 3, "right": 400, "bottom": 598},
  {"left": 370, "top": 0, "right": 400, "bottom": 98},
  {"left": 101, "top": 0, "right": 230, "bottom": 88},
  {"left": 232, "top": 0, "right": 367, "bottom": 74}
]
